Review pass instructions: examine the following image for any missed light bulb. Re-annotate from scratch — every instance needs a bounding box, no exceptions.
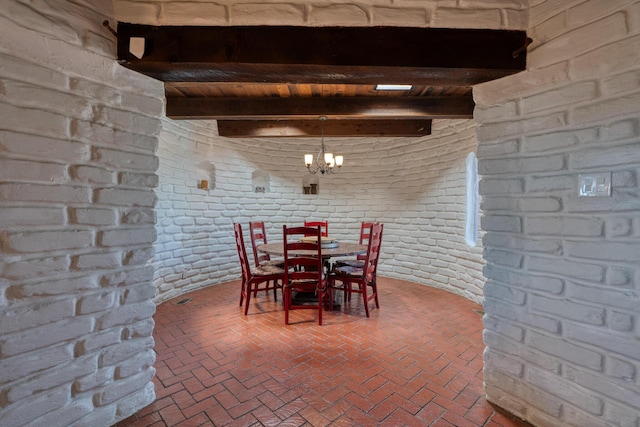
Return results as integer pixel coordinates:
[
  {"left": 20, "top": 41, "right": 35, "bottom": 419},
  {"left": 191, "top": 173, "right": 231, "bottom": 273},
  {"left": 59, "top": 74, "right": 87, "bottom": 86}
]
[{"left": 324, "top": 152, "right": 333, "bottom": 165}]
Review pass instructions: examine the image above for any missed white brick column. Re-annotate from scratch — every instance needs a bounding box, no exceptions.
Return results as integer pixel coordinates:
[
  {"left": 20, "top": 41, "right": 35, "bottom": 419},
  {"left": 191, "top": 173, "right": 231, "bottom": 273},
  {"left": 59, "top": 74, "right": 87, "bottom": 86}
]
[
  {"left": 0, "top": 2, "right": 162, "bottom": 426},
  {"left": 475, "top": 1, "right": 640, "bottom": 426}
]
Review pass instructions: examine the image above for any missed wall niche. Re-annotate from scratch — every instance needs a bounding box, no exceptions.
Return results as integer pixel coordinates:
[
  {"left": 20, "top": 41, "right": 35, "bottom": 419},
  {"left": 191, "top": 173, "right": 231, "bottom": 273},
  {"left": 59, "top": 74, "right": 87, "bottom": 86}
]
[
  {"left": 302, "top": 175, "right": 319, "bottom": 195},
  {"left": 252, "top": 170, "right": 270, "bottom": 193},
  {"left": 198, "top": 161, "right": 216, "bottom": 190}
]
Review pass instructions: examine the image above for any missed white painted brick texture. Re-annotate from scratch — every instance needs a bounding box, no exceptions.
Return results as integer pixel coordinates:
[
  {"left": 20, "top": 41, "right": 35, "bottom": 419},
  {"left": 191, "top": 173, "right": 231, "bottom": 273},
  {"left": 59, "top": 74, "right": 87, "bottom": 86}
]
[
  {"left": 0, "top": 1, "right": 161, "bottom": 426},
  {"left": 114, "top": 0, "right": 528, "bottom": 29},
  {"left": 475, "top": 1, "right": 640, "bottom": 426}
]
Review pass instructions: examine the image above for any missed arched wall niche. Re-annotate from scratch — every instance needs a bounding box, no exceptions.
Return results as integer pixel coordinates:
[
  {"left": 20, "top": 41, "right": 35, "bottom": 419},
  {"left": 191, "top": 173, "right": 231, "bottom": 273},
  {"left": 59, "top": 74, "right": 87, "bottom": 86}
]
[{"left": 251, "top": 170, "right": 270, "bottom": 193}]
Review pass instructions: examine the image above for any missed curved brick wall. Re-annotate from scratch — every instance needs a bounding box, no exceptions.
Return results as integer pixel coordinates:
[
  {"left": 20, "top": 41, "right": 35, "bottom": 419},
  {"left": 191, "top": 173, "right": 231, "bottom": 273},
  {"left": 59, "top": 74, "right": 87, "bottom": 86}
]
[
  {"left": 153, "top": 118, "right": 485, "bottom": 304},
  {"left": 0, "top": 2, "right": 162, "bottom": 425}
]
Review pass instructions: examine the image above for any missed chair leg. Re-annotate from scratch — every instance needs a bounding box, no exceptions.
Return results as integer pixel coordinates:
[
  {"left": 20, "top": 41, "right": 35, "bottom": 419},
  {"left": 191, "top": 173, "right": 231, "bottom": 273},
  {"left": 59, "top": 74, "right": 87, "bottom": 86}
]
[
  {"left": 344, "top": 283, "right": 349, "bottom": 307},
  {"left": 328, "top": 278, "right": 334, "bottom": 311},
  {"left": 372, "top": 281, "right": 379, "bottom": 308},
  {"left": 331, "top": 278, "right": 349, "bottom": 312},
  {"left": 361, "top": 282, "right": 370, "bottom": 318},
  {"left": 244, "top": 282, "right": 253, "bottom": 315},
  {"left": 346, "top": 282, "right": 352, "bottom": 302},
  {"left": 239, "top": 280, "right": 246, "bottom": 307},
  {"left": 342, "top": 282, "right": 352, "bottom": 303},
  {"left": 318, "top": 290, "right": 323, "bottom": 326},
  {"left": 334, "top": 279, "right": 346, "bottom": 309},
  {"left": 284, "top": 285, "right": 290, "bottom": 325}
]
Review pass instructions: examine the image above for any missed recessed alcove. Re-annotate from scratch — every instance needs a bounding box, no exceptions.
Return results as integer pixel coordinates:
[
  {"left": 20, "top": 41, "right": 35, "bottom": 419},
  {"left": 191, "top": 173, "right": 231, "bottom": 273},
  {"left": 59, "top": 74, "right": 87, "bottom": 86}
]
[
  {"left": 302, "top": 174, "right": 319, "bottom": 195},
  {"left": 197, "top": 161, "right": 216, "bottom": 190},
  {"left": 251, "top": 170, "right": 270, "bottom": 193}
]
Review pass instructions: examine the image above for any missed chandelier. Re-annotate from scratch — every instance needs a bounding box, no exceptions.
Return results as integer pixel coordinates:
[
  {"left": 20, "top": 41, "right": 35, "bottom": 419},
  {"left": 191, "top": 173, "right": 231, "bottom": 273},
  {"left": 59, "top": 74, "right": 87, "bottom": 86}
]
[{"left": 304, "top": 116, "right": 343, "bottom": 175}]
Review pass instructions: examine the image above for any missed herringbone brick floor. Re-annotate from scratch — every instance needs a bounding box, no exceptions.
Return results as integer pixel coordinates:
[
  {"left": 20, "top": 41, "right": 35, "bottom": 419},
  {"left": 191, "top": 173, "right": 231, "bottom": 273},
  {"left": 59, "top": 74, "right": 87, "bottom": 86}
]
[{"left": 115, "top": 277, "right": 531, "bottom": 427}]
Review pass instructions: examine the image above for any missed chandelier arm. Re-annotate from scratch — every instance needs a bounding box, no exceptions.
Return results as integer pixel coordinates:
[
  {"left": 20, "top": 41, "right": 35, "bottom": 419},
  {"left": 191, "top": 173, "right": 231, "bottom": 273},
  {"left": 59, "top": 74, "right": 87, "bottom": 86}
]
[{"left": 304, "top": 116, "right": 341, "bottom": 175}]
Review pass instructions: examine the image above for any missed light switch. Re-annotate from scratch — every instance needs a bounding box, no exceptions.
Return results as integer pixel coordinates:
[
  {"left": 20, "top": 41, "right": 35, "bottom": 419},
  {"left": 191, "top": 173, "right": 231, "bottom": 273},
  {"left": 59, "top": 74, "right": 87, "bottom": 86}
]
[{"left": 579, "top": 172, "right": 611, "bottom": 197}]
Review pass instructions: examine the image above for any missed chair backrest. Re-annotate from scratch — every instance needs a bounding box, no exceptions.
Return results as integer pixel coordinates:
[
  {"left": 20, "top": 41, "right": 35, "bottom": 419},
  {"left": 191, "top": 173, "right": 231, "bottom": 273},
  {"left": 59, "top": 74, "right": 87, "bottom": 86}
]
[
  {"left": 304, "top": 220, "right": 328, "bottom": 237},
  {"left": 249, "top": 221, "right": 271, "bottom": 266},
  {"left": 362, "top": 223, "right": 384, "bottom": 284},
  {"left": 233, "top": 223, "right": 252, "bottom": 283},
  {"left": 359, "top": 221, "right": 375, "bottom": 245},
  {"left": 357, "top": 221, "right": 375, "bottom": 260},
  {"left": 283, "top": 225, "right": 324, "bottom": 284}
]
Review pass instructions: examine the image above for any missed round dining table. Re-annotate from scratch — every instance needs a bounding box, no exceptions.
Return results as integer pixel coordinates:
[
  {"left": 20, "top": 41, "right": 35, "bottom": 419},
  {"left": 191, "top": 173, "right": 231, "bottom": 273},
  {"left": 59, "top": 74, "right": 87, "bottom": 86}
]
[
  {"left": 257, "top": 241, "right": 367, "bottom": 258},
  {"left": 257, "top": 241, "right": 367, "bottom": 309}
]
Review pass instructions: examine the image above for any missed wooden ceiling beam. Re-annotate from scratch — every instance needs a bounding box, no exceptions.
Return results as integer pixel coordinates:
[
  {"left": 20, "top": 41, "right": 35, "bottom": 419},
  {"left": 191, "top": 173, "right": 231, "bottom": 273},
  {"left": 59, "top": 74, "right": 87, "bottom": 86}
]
[
  {"left": 166, "top": 96, "right": 474, "bottom": 120},
  {"left": 113, "top": 24, "right": 529, "bottom": 136},
  {"left": 217, "top": 119, "right": 432, "bottom": 138},
  {"left": 116, "top": 24, "right": 528, "bottom": 84},
  {"left": 124, "top": 63, "right": 517, "bottom": 86}
]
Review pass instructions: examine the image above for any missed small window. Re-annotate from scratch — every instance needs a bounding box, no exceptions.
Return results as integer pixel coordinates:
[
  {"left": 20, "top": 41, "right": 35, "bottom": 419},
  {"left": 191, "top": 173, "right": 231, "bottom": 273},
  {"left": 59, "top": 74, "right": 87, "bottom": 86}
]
[{"left": 465, "top": 152, "right": 478, "bottom": 247}]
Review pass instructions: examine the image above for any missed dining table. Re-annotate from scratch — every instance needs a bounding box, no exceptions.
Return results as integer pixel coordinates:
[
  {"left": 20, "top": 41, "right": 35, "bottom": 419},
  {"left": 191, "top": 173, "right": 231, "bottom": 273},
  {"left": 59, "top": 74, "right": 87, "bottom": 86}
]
[
  {"left": 257, "top": 241, "right": 367, "bottom": 308},
  {"left": 257, "top": 241, "right": 367, "bottom": 259}
]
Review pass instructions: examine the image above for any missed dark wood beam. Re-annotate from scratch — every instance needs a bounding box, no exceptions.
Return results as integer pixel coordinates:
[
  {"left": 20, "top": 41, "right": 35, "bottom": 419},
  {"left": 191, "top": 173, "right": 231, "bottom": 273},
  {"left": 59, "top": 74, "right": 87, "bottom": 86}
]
[
  {"left": 217, "top": 119, "right": 432, "bottom": 138},
  {"left": 116, "top": 24, "right": 528, "bottom": 84},
  {"left": 123, "top": 63, "right": 517, "bottom": 86},
  {"left": 166, "top": 97, "right": 474, "bottom": 120}
]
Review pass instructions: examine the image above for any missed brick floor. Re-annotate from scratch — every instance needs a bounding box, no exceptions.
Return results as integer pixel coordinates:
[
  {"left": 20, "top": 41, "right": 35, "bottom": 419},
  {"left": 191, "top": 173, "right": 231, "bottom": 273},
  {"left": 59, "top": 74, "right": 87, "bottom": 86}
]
[{"left": 115, "top": 278, "right": 531, "bottom": 427}]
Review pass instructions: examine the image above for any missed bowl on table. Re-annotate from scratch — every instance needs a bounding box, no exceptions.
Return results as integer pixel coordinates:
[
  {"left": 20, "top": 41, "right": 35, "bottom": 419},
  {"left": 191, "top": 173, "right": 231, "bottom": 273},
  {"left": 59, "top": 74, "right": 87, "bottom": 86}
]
[{"left": 299, "top": 235, "right": 339, "bottom": 248}]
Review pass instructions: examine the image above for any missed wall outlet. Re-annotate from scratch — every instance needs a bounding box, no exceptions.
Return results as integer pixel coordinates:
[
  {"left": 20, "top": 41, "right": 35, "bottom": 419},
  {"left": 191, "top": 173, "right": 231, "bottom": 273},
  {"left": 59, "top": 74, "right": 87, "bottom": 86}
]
[{"left": 579, "top": 172, "right": 611, "bottom": 197}]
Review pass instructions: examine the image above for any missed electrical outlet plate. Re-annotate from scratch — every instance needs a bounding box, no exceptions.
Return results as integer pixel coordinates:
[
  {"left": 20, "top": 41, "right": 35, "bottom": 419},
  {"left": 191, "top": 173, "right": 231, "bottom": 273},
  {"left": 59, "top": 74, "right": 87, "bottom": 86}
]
[{"left": 579, "top": 172, "right": 611, "bottom": 197}]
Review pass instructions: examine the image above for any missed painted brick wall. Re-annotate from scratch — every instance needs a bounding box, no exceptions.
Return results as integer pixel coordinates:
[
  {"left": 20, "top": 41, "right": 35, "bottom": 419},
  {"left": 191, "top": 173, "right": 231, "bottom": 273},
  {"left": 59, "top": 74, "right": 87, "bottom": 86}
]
[
  {"left": 114, "top": 0, "right": 528, "bottom": 29},
  {"left": 154, "top": 118, "right": 486, "bottom": 304},
  {"left": 0, "top": 2, "right": 162, "bottom": 426},
  {"left": 474, "top": 1, "right": 640, "bottom": 426},
  {"left": 0, "top": 1, "right": 530, "bottom": 426}
]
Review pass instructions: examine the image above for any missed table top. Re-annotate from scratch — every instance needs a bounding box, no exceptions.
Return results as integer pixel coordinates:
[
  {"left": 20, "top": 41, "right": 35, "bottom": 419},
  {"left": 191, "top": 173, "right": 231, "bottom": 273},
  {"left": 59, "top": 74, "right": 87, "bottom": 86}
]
[{"left": 257, "top": 241, "right": 367, "bottom": 258}]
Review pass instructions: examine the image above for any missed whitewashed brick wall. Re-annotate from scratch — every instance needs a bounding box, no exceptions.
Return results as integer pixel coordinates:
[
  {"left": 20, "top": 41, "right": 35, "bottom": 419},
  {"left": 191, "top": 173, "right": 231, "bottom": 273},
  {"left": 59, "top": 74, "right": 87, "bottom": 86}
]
[
  {"left": 154, "top": 118, "right": 486, "bottom": 304},
  {"left": 0, "top": 2, "right": 162, "bottom": 426},
  {"left": 114, "top": 0, "right": 528, "bottom": 29},
  {"left": 0, "top": 1, "right": 541, "bottom": 426},
  {"left": 475, "top": 1, "right": 640, "bottom": 426}
]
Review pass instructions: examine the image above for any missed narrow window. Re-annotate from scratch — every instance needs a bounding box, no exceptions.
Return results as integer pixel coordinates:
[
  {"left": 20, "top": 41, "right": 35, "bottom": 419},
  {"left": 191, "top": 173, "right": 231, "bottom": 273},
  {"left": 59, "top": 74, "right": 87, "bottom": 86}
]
[{"left": 465, "top": 152, "right": 478, "bottom": 247}]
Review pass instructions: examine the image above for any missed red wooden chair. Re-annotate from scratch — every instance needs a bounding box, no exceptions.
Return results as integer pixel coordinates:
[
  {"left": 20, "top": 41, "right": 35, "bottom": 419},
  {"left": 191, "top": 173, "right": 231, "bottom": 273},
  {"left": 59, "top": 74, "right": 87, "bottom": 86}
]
[
  {"left": 303, "top": 220, "right": 328, "bottom": 237},
  {"left": 336, "top": 221, "right": 375, "bottom": 268},
  {"left": 282, "top": 225, "right": 326, "bottom": 325},
  {"left": 328, "top": 223, "right": 383, "bottom": 317},
  {"left": 249, "top": 221, "right": 284, "bottom": 268},
  {"left": 234, "top": 223, "right": 284, "bottom": 315}
]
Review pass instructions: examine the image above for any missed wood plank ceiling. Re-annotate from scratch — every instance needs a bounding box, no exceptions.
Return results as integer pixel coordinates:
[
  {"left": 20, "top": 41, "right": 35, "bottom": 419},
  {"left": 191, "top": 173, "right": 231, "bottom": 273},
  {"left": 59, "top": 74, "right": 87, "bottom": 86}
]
[{"left": 115, "top": 24, "right": 529, "bottom": 137}]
